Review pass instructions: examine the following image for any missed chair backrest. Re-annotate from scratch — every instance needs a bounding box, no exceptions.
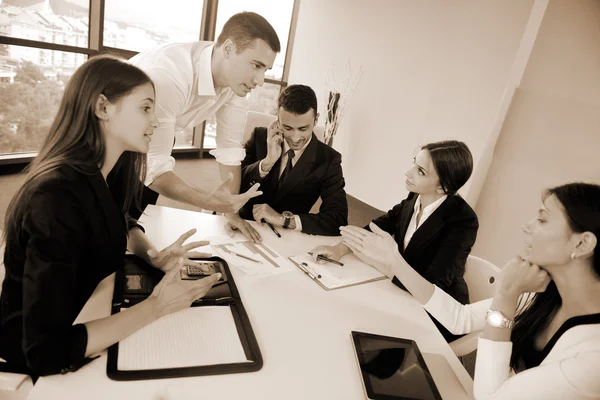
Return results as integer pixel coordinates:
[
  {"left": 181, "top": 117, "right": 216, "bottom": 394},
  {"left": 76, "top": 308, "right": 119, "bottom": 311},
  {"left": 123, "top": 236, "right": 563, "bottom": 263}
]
[
  {"left": 242, "top": 110, "right": 325, "bottom": 145},
  {"left": 464, "top": 255, "right": 502, "bottom": 303},
  {"left": 0, "top": 230, "right": 4, "bottom": 296}
]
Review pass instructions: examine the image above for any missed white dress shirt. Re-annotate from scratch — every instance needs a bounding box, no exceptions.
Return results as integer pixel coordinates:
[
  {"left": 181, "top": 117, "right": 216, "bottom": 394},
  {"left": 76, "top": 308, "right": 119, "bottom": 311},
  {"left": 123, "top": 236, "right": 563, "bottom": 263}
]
[
  {"left": 403, "top": 194, "right": 448, "bottom": 249},
  {"left": 130, "top": 41, "right": 248, "bottom": 185},
  {"left": 424, "top": 286, "right": 600, "bottom": 399},
  {"left": 257, "top": 135, "right": 313, "bottom": 231}
]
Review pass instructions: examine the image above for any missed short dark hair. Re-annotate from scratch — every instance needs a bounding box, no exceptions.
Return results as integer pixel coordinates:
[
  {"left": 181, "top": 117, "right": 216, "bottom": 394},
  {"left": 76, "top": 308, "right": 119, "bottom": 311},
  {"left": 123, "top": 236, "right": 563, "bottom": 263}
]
[
  {"left": 216, "top": 12, "right": 280, "bottom": 53},
  {"left": 278, "top": 84, "right": 318, "bottom": 116},
  {"left": 421, "top": 140, "right": 473, "bottom": 195}
]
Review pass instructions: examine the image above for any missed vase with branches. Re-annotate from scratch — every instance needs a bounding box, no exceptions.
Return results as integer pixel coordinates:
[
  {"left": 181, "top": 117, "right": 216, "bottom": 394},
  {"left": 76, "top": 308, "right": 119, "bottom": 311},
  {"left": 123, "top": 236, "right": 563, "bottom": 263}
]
[{"left": 323, "top": 61, "right": 363, "bottom": 147}]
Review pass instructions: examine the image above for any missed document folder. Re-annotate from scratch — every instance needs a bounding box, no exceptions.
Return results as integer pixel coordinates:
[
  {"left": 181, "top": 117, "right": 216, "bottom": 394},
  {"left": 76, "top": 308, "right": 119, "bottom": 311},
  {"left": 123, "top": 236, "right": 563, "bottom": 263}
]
[{"left": 106, "top": 255, "right": 262, "bottom": 381}]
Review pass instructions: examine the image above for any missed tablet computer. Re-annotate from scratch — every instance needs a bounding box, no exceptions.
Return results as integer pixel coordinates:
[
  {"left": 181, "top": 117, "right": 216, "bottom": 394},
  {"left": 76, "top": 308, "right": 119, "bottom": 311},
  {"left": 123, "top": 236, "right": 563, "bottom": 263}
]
[{"left": 351, "top": 331, "right": 442, "bottom": 400}]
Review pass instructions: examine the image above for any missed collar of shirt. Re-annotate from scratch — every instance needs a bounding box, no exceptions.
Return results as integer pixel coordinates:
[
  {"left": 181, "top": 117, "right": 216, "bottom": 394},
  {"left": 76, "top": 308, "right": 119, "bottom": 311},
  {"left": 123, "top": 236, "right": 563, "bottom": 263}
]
[
  {"left": 282, "top": 134, "right": 313, "bottom": 166},
  {"left": 403, "top": 194, "right": 448, "bottom": 250},
  {"left": 413, "top": 194, "right": 448, "bottom": 228},
  {"left": 197, "top": 43, "right": 219, "bottom": 97}
]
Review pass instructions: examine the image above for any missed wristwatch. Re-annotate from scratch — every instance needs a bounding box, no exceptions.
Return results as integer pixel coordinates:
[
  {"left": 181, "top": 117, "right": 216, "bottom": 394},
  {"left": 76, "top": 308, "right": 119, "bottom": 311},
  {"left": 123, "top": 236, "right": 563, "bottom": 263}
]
[
  {"left": 485, "top": 310, "right": 514, "bottom": 329},
  {"left": 282, "top": 211, "right": 294, "bottom": 229}
]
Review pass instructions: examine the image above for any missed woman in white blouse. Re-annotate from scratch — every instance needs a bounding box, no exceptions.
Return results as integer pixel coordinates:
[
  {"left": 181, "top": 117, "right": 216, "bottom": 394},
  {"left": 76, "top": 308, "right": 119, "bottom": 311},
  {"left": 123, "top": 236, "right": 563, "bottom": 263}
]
[{"left": 339, "top": 182, "right": 600, "bottom": 399}]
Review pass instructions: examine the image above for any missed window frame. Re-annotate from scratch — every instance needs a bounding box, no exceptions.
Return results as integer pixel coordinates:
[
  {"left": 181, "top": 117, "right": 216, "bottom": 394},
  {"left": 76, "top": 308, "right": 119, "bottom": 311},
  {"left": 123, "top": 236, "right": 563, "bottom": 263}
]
[{"left": 0, "top": 0, "right": 298, "bottom": 164}]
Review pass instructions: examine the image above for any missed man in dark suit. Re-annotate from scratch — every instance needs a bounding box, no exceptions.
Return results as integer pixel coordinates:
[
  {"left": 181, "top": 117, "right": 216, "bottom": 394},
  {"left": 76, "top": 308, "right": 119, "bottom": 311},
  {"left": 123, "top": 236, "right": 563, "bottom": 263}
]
[{"left": 224, "top": 85, "right": 348, "bottom": 239}]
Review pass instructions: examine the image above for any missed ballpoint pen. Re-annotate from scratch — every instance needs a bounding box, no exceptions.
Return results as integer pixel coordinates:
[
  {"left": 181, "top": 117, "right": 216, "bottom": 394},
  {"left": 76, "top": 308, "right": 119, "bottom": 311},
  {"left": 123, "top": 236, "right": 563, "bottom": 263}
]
[
  {"left": 221, "top": 247, "right": 262, "bottom": 263},
  {"left": 229, "top": 251, "right": 263, "bottom": 264},
  {"left": 261, "top": 218, "right": 281, "bottom": 238},
  {"left": 308, "top": 252, "right": 344, "bottom": 266},
  {"left": 194, "top": 296, "right": 236, "bottom": 306}
]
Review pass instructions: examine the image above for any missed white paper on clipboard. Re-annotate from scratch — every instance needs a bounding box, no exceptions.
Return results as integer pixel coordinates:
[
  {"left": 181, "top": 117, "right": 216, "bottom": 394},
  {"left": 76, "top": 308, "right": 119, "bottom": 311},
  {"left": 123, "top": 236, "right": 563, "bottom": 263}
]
[{"left": 289, "top": 252, "right": 386, "bottom": 290}]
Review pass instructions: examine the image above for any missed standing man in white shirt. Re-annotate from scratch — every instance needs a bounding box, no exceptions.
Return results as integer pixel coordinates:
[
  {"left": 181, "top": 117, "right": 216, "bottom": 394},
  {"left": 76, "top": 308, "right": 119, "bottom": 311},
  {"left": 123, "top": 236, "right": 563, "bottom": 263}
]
[{"left": 128, "top": 12, "right": 280, "bottom": 218}]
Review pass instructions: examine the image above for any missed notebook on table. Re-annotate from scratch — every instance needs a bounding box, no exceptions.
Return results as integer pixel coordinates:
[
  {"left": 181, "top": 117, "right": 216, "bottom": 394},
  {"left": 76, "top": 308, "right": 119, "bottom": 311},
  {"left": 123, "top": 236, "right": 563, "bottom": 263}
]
[{"left": 288, "top": 252, "right": 387, "bottom": 291}]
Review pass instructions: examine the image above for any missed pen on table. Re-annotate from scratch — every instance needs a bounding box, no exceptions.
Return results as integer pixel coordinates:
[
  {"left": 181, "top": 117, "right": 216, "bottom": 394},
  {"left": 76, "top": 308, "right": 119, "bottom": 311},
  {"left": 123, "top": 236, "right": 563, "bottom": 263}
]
[
  {"left": 194, "top": 296, "right": 235, "bottom": 306},
  {"left": 261, "top": 218, "right": 281, "bottom": 238},
  {"left": 301, "top": 262, "right": 321, "bottom": 279},
  {"left": 230, "top": 251, "right": 262, "bottom": 264},
  {"left": 308, "top": 252, "right": 344, "bottom": 266}
]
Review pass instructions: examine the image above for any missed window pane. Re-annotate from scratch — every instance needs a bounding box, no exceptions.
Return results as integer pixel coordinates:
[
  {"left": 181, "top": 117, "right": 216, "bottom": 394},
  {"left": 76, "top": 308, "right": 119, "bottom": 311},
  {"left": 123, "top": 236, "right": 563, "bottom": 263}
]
[
  {"left": 174, "top": 125, "right": 194, "bottom": 147},
  {"left": 0, "top": 0, "right": 89, "bottom": 48},
  {"left": 203, "top": 117, "right": 217, "bottom": 149},
  {"left": 247, "top": 82, "right": 280, "bottom": 115},
  {"left": 0, "top": 46, "right": 87, "bottom": 155},
  {"left": 202, "top": 83, "right": 281, "bottom": 150},
  {"left": 214, "top": 0, "right": 294, "bottom": 81},
  {"left": 103, "top": 0, "right": 205, "bottom": 53}
]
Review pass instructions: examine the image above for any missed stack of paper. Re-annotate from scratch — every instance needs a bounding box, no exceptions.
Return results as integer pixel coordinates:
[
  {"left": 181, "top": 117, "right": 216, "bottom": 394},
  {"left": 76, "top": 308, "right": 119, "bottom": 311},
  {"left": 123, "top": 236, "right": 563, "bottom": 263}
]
[
  {"left": 212, "top": 240, "right": 295, "bottom": 275},
  {"left": 289, "top": 252, "right": 386, "bottom": 290},
  {"left": 117, "top": 306, "right": 248, "bottom": 371}
]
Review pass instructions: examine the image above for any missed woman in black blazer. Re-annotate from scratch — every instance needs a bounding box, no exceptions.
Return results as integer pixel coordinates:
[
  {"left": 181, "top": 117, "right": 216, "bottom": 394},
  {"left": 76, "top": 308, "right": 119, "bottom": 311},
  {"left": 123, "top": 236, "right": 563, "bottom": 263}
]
[
  {"left": 0, "top": 56, "right": 221, "bottom": 377},
  {"left": 313, "top": 140, "right": 478, "bottom": 341}
]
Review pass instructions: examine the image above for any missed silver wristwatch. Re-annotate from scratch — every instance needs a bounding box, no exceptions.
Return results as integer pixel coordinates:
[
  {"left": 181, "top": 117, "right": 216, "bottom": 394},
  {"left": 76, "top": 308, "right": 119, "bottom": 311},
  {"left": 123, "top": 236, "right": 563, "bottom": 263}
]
[
  {"left": 485, "top": 310, "right": 514, "bottom": 329},
  {"left": 282, "top": 211, "right": 294, "bottom": 229}
]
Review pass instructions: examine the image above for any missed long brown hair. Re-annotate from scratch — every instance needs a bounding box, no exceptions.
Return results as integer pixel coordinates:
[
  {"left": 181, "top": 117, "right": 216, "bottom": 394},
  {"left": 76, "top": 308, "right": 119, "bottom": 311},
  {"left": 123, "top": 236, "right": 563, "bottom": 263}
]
[
  {"left": 510, "top": 182, "right": 600, "bottom": 371},
  {"left": 3, "top": 55, "right": 152, "bottom": 247}
]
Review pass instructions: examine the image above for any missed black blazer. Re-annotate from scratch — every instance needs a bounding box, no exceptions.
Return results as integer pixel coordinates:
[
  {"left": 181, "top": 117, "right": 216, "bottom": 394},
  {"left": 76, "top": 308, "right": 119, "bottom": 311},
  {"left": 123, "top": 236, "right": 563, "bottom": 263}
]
[
  {"left": 370, "top": 192, "right": 478, "bottom": 304},
  {"left": 239, "top": 128, "right": 348, "bottom": 236},
  {"left": 0, "top": 165, "right": 138, "bottom": 376}
]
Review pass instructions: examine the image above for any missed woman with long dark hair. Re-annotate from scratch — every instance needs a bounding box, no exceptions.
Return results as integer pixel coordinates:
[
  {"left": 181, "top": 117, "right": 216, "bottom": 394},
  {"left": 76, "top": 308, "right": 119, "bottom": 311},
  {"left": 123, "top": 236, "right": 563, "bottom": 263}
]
[
  {"left": 0, "top": 55, "right": 222, "bottom": 377},
  {"left": 340, "top": 182, "right": 600, "bottom": 399},
  {"left": 312, "top": 140, "right": 478, "bottom": 341}
]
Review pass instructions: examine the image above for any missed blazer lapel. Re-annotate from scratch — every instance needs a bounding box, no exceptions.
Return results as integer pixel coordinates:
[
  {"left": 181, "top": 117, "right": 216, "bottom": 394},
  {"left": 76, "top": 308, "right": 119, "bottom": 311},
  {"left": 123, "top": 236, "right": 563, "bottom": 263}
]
[
  {"left": 86, "top": 170, "right": 127, "bottom": 245},
  {"left": 275, "top": 133, "right": 318, "bottom": 203},
  {"left": 261, "top": 157, "right": 282, "bottom": 204},
  {"left": 404, "top": 196, "right": 455, "bottom": 257},
  {"left": 396, "top": 194, "right": 417, "bottom": 257}
]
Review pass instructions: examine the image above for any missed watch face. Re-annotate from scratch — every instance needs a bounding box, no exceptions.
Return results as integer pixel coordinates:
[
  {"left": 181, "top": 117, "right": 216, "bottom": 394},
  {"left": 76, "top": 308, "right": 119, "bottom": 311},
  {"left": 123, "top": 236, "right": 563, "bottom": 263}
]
[
  {"left": 488, "top": 312, "right": 504, "bottom": 327},
  {"left": 283, "top": 211, "right": 293, "bottom": 218}
]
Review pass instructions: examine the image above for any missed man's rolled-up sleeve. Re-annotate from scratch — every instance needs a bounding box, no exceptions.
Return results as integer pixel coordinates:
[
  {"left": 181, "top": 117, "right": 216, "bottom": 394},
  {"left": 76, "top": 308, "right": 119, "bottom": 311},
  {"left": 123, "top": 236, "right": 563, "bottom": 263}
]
[
  {"left": 215, "top": 93, "right": 248, "bottom": 152},
  {"left": 144, "top": 68, "right": 187, "bottom": 185}
]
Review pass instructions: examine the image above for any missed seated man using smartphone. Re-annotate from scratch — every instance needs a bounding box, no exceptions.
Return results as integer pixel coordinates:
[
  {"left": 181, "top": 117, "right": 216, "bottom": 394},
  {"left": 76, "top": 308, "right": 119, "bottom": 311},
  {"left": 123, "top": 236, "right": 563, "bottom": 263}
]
[{"left": 225, "top": 85, "right": 348, "bottom": 240}]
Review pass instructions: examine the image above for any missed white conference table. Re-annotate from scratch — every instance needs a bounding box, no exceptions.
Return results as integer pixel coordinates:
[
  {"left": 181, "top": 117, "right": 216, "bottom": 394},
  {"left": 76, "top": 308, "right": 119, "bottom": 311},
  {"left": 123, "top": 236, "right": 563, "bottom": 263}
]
[{"left": 28, "top": 205, "right": 473, "bottom": 400}]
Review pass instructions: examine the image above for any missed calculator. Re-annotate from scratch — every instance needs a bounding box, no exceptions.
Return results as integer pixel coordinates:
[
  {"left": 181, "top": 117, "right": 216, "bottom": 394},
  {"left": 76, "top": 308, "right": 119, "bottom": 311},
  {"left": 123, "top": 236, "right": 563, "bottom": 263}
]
[
  {"left": 186, "top": 263, "right": 216, "bottom": 276},
  {"left": 180, "top": 259, "right": 225, "bottom": 281}
]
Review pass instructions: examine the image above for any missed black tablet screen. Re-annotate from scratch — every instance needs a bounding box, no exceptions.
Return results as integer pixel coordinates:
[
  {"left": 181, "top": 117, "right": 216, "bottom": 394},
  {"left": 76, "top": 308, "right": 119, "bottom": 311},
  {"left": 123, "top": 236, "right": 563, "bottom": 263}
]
[{"left": 352, "top": 331, "right": 442, "bottom": 400}]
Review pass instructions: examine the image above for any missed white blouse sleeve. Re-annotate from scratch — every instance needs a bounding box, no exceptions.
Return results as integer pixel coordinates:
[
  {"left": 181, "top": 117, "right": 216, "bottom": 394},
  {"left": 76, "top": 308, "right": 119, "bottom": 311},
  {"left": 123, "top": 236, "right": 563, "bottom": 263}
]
[
  {"left": 474, "top": 341, "right": 600, "bottom": 399},
  {"left": 423, "top": 285, "right": 491, "bottom": 335}
]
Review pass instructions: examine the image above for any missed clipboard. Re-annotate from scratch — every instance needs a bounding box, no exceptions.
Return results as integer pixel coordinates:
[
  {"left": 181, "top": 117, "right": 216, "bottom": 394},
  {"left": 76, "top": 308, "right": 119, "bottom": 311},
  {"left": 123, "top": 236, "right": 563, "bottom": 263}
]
[
  {"left": 106, "top": 255, "right": 262, "bottom": 381},
  {"left": 288, "top": 254, "right": 387, "bottom": 291}
]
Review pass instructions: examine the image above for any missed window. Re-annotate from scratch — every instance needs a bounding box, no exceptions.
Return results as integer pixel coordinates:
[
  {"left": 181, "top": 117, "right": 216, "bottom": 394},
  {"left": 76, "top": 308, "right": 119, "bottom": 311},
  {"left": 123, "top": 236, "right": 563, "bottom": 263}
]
[
  {"left": 0, "top": 0, "right": 298, "bottom": 161},
  {"left": 103, "top": 0, "right": 205, "bottom": 53},
  {"left": 0, "top": 0, "right": 89, "bottom": 48},
  {"left": 214, "top": 0, "right": 294, "bottom": 81},
  {"left": 0, "top": 0, "right": 89, "bottom": 157},
  {"left": 247, "top": 82, "right": 281, "bottom": 115},
  {"left": 202, "top": 0, "right": 295, "bottom": 149},
  {"left": 0, "top": 46, "right": 86, "bottom": 155}
]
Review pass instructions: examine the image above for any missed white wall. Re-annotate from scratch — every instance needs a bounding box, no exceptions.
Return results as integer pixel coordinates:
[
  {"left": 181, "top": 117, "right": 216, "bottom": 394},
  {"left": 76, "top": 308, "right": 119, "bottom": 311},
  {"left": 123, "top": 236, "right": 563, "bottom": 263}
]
[
  {"left": 288, "top": 0, "right": 535, "bottom": 211},
  {"left": 472, "top": 0, "right": 600, "bottom": 266}
]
